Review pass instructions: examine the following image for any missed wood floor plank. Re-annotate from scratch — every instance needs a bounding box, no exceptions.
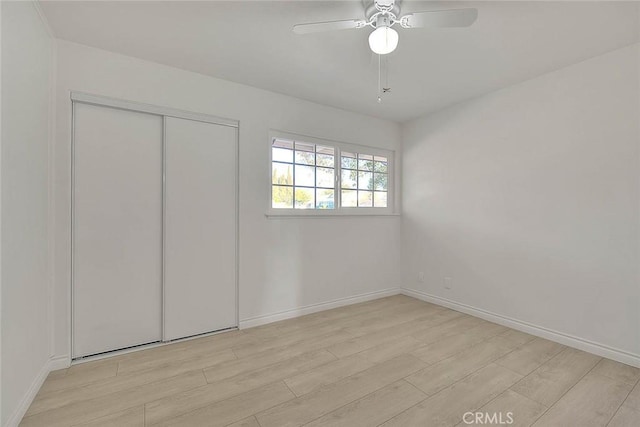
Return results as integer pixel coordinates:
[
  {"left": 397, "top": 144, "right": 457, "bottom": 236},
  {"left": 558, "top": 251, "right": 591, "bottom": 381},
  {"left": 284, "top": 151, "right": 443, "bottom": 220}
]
[
  {"left": 232, "top": 300, "right": 414, "bottom": 355},
  {"left": 411, "top": 322, "right": 507, "bottom": 365},
  {"left": 305, "top": 380, "right": 426, "bottom": 427},
  {"left": 466, "top": 321, "right": 509, "bottom": 338},
  {"left": 118, "top": 329, "right": 254, "bottom": 358},
  {"left": 590, "top": 359, "right": 640, "bottom": 386},
  {"left": 255, "top": 354, "right": 427, "bottom": 427},
  {"left": 71, "top": 406, "right": 144, "bottom": 427},
  {"left": 65, "top": 357, "right": 119, "bottom": 375},
  {"left": 20, "top": 371, "right": 207, "bottom": 427},
  {"left": 117, "top": 347, "right": 237, "bottom": 379},
  {"left": 464, "top": 389, "right": 547, "bottom": 427},
  {"left": 357, "top": 335, "right": 424, "bottom": 364},
  {"left": 412, "top": 332, "right": 485, "bottom": 365},
  {"left": 381, "top": 363, "right": 522, "bottom": 427},
  {"left": 284, "top": 353, "right": 375, "bottom": 397},
  {"left": 494, "top": 338, "right": 565, "bottom": 376},
  {"left": 608, "top": 405, "right": 640, "bottom": 427},
  {"left": 499, "top": 329, "right": 537, "bottom": 345},
  {"left": 511, "top": 348, "right": 601, "bottom": 407},
  {"left": 115, "top": 332, "right": 255, "bottom": 375},
  {"left": 145, "top": 349, "right": 335, "bottom": 425},
  {"left": 410, "top": 315, "right": 486, "bottom": 345},
  {"left": 231, "top": 318, "right": 361, "bottom": 359},
  {"left": 406, "top": 336, "right": 522, "bottom": 397},
  {"left": 151, "top": 381, "right": 294, "bottom": 427},
  {"left": 250, "top": 296, "right": 425, "bottom": 339},
  {"left": 65, "top": 330, "right": 251, "bottom": 381},
  {"left": 47, "top": 368, "right": 69, "bottom": 380},
  {"left": 26, "top": 349, "right": 236, "bottom": 416},
  {"left": 36, "top": 360, "right": 119, "bottom": 395},
  {"left": 249, "top": 295, "right": 420, "bottom": 335},
  {"left": 326, "top": 309, "right": 463, "bottom": 359},
  {"left": 532, "top": 373, "right": 632, "bottom": 427},
  {"left": 202, "top": 329, "right": 352, "bottom": 383},
  {"left": 340, "top": 303, "right": 446, "bottom": 337},
  {"left": 226, "top": 416, "right": 261, "bottom": 427},
  {"left": 623, "top": 381, "right": 640, "bottom": 411}
]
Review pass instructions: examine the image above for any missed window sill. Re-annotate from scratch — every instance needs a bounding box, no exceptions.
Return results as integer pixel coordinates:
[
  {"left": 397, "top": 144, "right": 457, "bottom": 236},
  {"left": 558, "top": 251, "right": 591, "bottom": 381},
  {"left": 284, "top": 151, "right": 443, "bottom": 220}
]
[{"left": 265, "top": 210, "right": 401, "bottom": 219}]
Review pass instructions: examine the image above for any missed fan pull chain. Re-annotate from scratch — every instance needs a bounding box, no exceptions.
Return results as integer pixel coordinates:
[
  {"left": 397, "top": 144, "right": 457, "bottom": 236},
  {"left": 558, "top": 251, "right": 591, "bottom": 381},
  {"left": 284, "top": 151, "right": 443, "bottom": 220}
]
[
  {"left": 385, "top": 55, "right": 389, "bottom": 91},
  {"left": 377, "top": 54, "right": 391, "bottom": 104},
  {"left": 377, "top": 54, "right": 382, "bottom": 104}
]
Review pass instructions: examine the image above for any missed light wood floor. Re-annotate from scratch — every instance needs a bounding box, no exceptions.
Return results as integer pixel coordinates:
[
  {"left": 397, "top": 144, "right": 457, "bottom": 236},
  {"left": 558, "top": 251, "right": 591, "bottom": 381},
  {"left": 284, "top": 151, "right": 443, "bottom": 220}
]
[{"left": 21, "top": 295, "right": 640, "bottom": 426}]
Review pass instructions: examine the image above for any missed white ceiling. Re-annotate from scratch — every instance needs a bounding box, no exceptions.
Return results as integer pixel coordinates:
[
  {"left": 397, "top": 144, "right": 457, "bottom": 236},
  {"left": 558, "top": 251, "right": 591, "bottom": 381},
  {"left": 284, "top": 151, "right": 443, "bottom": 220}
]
[{"left": 40, "top": 1, "right": 639, "bottom": 122}]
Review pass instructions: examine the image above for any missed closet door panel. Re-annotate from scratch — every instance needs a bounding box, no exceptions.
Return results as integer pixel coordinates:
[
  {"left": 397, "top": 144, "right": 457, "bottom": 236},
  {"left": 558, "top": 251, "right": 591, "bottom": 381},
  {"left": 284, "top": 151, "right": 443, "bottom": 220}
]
[
  {"left": 164, "top": 117, "right": 237, "bottom": 340},
  {"left": 73, "top": 103, "right": 163, "bottom": 358}
]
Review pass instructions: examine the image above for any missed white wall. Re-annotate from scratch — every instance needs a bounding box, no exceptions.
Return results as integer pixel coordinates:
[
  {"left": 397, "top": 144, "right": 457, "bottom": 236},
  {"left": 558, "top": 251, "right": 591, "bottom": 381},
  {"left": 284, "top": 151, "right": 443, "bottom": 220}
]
[
  {"left": 402, "top": 44, "right": 640, "bottom": 364},
  {"left": 1, "top": 2, "right": 54, "bottom": 426},
  {"left": 52, "top": 41, "right": 402, "bottom": 360}
]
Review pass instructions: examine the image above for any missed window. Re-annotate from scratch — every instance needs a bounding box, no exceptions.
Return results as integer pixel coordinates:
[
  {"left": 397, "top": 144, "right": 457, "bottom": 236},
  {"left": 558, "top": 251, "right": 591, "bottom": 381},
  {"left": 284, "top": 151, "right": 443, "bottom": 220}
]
[
  {"left": 340, "top": 152, "right": 388, "bottom": 208},
  {"left": 271, "top": 139, "right": 335, "bottom": 210},
  {"left": 269, "top": 131, "right": 394, "bottom": 215}
]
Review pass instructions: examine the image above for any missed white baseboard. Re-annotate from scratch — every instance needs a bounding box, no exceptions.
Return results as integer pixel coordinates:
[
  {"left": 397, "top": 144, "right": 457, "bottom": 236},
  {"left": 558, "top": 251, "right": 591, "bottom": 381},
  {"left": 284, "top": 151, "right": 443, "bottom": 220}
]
[
  {"left": 5, "top": 354, "right": 71, "bottom": 427},
  {"left": 49, "top": 354, "right": 71, "bottom": 371},
  {"left": 239, "top": 288, "right": 401, "bottom": 329},
  {"left": 402, "top": 287, "right": 640, "bottom": 368},
  {"left": 5, "top": 360, "right": 49, "bottom": 427}
]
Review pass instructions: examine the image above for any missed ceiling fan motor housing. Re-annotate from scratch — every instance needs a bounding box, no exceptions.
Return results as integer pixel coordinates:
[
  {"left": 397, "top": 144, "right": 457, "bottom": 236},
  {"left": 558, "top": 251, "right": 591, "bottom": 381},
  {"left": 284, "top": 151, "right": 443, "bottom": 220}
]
[
  {"left": 374, "top": 14, "right": 393, "bottom": 29},
  {"left": 364, "top": 0, "right": 401, "bottom": 21}
]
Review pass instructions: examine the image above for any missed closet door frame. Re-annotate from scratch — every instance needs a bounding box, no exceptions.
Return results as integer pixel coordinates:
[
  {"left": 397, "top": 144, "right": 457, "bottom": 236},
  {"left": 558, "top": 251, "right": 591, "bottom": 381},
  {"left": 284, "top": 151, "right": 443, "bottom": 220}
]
[{"left": 70, "top": 91, "right": 239, "bottom": 360}]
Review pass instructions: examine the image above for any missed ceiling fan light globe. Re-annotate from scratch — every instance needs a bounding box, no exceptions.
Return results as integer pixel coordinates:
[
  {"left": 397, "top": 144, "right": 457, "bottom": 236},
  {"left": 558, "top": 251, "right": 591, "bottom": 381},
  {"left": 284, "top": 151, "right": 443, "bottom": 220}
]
[{"left": 368, "top": 26, "right": 398, "bottom": 55}]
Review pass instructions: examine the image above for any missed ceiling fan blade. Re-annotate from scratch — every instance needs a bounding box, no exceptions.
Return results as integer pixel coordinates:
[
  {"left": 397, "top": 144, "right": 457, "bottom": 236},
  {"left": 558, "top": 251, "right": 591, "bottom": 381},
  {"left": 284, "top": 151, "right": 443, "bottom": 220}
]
[
  {"left": 292, "top": 19, "right": 365, "bottom": 35},
  {"left": 401, "top": 8, "right": 478, "bottom": 29}
]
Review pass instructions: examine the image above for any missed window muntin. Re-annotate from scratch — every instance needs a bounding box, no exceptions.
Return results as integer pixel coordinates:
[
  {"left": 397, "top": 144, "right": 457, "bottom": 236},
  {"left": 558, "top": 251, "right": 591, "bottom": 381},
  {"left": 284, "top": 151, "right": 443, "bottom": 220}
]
[{"left": 270, "top": 133, "right": 393, "bottom": 214}]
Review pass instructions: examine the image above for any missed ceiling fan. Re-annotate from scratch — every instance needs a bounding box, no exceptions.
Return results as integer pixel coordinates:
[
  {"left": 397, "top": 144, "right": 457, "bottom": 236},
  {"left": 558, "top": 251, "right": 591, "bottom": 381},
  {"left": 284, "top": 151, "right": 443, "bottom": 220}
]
[{"left": 292, "top": 0, "right": 478, "bottom": 55}]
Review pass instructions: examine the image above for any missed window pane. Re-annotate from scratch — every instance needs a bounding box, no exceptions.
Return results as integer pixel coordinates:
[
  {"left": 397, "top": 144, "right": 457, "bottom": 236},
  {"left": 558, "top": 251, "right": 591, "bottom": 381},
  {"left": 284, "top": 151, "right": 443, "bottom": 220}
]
[
  {"left": 374, "top": 191, "right": 387, "bottom": 207},
  {"left": 358, "top": 191, "right": 373, "bottom": 207},
  {"left": 295, "top": 150, "right": 315, "bottom": 165},
  {"left": 294, "top": 187, "right": 314, "bottom": 209},
  {"left": 358, "top": 159, "right": 374, "bottom": 171},
  {"left": 341, "top": 152, "right": 357, "bottom": 169},
  {"left": 341, "top": 169, "right": 357, "bottom": 189},
  {"left": 273, "top": 138, "right": 293, "bottom": 150},
  {"left": 317, "top": 154, "right": 334, "bottom": 167},
  {"left": 374, "top": 160, "right": 388, "bottom": 173},
  {"left": 272, "top": 162, "right": 293, "bottom": 185},
  {"left": 316, "top": 189, "right": 334, "bottom": 209},
  {"left": 341, "top": 190, "right": 357, "bottom": 207},
  {"left": 358, "top": 171, "right": 373, "bottom": 190},
  {"left": 273, "top": 147, "right": 293, "bottom": 163},
  {"left": 295, "top": 164, "right": 314, "bottom": 187},
  {"left": 316, "top": 167, "right": 334, "bottom": 188},
  {"left": 358, "top": 154, "right": 374, "bottom": 171},
  {"left": 272, "top": 185, "right": 293, "bottom": 208},
  {"left": 374, "top": 173, "right": 387, "bottom": 191}
]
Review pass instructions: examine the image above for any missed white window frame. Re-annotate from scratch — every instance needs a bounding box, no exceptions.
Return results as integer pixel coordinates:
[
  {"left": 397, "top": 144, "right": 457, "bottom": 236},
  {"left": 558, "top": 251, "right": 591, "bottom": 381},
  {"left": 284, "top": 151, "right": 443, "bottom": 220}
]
[{"left": 267, "top": 130, "right": 396, "bottom": 217}]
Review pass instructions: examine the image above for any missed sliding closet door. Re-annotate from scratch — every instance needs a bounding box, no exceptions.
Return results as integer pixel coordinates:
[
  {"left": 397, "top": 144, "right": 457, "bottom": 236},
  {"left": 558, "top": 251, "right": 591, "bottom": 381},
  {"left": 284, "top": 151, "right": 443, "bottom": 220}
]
[
  {"left": 73, "top": 103, "right": 163, "bottom": 358},
  {"left": 164, "top": 117, "right": 237, "bottom": 340}
]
